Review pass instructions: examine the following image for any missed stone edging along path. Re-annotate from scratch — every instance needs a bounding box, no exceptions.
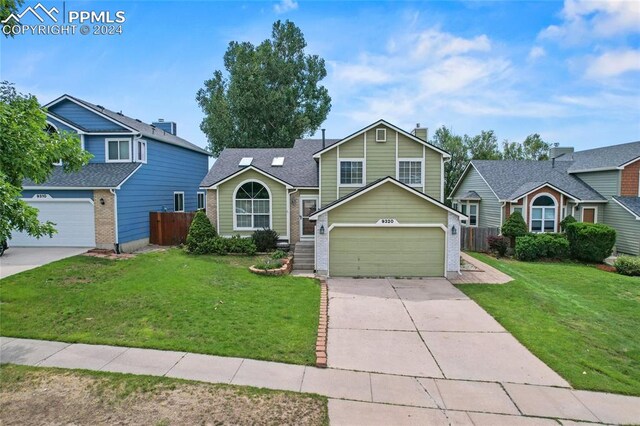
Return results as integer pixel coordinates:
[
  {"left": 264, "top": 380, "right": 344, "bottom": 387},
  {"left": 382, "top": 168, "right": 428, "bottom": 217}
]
[{"left": 315, "top": 279, "right": 328, "bottom": 368}]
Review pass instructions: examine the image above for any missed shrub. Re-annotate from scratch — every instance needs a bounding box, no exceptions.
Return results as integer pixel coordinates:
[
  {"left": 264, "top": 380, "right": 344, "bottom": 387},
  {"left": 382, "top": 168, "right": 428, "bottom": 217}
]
[
  {"left": 559, "top": 214, "right": 576, "bottom": 232},
  {"left": 614, "top": 256, "right": 640, "bottom": 276},
  {"left": 515, "top": 233, "right": 569, "bottom": 261},
  {"left": 186, "top": 211, "right": 217, "bottom": 254},
  {"left": 501, "top": 212, "right": 527, "bottom": 246},
  {"left": 252, "top": 228, "right": 279, "bottom": 252},
  {"left": 566, "top": 222, "right": 616, "bottom": 263},
  {"left": 271, "top": 249, "right": 287, "bottom": 260},
  {"left": 487, "top": 235, "right": 509, "bottom": 257},
  {"left": 227, "top": 235, "right": 257, "bottom": 256},
  {"left": 201, "top": 237, "right": 228, "bottom": 255},
  {"left": 254, "top": 258, "right": 283, "bottom": 270}
]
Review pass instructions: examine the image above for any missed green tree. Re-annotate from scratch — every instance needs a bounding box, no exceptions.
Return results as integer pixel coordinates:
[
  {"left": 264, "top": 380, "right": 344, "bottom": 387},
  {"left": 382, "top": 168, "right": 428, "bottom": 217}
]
[
  {"left": 430, "top": 126, "right": 468, "bottom": 204},
  {"left": 502, "top": 139, "right": 525, "bottom": 160},
  {"left": 1, "top": 0, "right": 23, "bottom": 37},
  {"left": 465, "top": 130, "right": 502, "bottom": 160},
  {"left": 197, "top": 20, "right": 331, "bottom": 155},
  {"left": 523, "top": 133, "right": 550, "bottom": 160},
  {"left": 501, "top": 211, "right": 528, "bottom": 247},
  {"left": 0, "top": 82, "right": 92, "bottom": 242}
]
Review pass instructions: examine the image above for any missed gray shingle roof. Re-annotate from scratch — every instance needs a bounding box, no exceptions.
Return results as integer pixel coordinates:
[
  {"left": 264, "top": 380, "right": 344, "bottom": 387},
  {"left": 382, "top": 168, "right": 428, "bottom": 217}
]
[
  {"left": 565, "top": 141, "right": 640, "bottom": 172},
  {"left": 23, "top": 163, "right": 140, "bottom": 188},
  {"left": 66, "top": 96, "right": 211, "bottom": 156},
  {"left": 200, "top": 138, "right": 340, "bottom": 187},
  {"left": 613, "top": 196, "right": 640, "bottom": 218},
  {"left": 458, "top": 190, "right": 481, "bottom": 200},
  {"left": 471, "top": 160, "right": 605, "bottom": 201}
]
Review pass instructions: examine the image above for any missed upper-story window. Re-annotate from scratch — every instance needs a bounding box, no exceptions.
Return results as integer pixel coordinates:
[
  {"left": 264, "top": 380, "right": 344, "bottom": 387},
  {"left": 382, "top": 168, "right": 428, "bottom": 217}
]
[
  {"left": 375, "top": 128, "right": 387, "bottom": 142},
  {"left": 106, "top": 138, "right": 131, "bottom": 162},
  {"left": 136, "top": 139, "right": 147, "bottom": 163},
  {"left": 340, "top": 160, "right": 364, "bottom": 186},
  {"left": 397, "top": 159, "right": 423, "bottom": 187}
]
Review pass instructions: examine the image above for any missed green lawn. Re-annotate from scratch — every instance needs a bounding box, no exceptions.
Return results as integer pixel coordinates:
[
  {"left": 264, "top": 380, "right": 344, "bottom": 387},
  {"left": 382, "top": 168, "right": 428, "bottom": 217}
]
[
  {"left": 0, "top": 249, "right": 320, "bottom": 365},
  {"left": 458, "top": 253, "right": 640, "bottom": 396}
]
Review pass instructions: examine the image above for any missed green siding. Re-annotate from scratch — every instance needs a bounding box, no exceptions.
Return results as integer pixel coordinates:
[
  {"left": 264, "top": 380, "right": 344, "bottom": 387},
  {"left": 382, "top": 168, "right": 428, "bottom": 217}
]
[
  {"left": 365, "top": 126, "right": 396, "bottom": 183},
  {"left": 217, "top": 169, "right": 288, "bottom": 237},
  {"left": 320, "top": 149, "right": 337, "bottom": 207},
  {"left": 329, "top": 182, "right": 447, "bottom": 225},
  {"left": 607, "top": 201, "right": 640, "bottom": 255},
  {"left": 329, "top": 227, "right": 445, "bottom": 277},
  {"left": 339, "top": 134, "right": 364, "bottom": 157},
  {"left": 425, "top": 149, "right": 442, "bottom": 201},
  {"left": 575, "top": 170, "right": 620, "bottom": 198},
  {"left": 452, "top": 166, "right": 501, "bottom": 228},
  {"left": 398, "top": 136, "right": 422, "bottom": 157}
]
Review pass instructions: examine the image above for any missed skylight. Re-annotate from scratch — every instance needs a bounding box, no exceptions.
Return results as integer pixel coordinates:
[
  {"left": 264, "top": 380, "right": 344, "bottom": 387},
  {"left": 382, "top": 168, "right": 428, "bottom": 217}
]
[
  {"left": 239, "top": 157, "right": 253, "bottom": 167},
  {"left": 272, "top": 157, "right": 285, "bottom": 167}
]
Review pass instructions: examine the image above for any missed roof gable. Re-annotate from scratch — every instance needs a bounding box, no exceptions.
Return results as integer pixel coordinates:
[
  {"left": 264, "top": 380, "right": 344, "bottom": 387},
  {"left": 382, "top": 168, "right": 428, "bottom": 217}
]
[
  {"left": 568, "top": 141, "right": 640, "bottom": 173},
  {"left": 313, "top": 119, "right": 450, "bottom": 159},
  {"left": 204, "top": 165, "right": 292, "bottom": 189},
  {"left": 47, "top": 98, "right": 130, "bottom": 133}
]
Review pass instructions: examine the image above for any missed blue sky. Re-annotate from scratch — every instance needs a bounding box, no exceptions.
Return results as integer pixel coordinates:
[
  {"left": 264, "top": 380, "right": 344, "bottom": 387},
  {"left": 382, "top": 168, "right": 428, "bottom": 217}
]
[{"left": 2, "top": 0, "right": 639, "bottom": 153}]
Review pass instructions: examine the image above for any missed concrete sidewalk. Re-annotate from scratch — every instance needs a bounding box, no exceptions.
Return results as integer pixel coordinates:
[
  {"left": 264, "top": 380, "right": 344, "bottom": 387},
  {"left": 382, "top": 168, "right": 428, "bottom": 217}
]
[{"left": 1, "top": 337, "right": 639, "bottom": 425}]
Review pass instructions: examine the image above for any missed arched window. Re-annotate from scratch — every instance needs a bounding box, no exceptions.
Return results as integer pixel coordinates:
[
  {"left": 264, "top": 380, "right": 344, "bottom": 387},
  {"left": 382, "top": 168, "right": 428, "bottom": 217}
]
[
  {"left": 234, "top": 181, "right": 271, "bottom": 230},
  {"left": 531, "top": 194, "right": 556, "bottom": 233}
]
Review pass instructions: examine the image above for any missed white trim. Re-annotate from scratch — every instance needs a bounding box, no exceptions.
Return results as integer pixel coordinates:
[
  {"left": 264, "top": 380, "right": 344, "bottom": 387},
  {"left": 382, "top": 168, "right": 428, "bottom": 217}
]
[
  {"left": 313, "top": 119, "right": 450, "bottom": 159},
  {"left": 197, "top": 191, "right": 205, "bottom": 210},
  {"left": 173, "top": 191, "right": 185, "bottom": 212},
  {"left": 338, "top": 158, "right": 365, "bottom": 187},
  {"left": 80, "top": 134, "right": 85, "bottom": 151},
  {"left": 209, "top": 165, "right": 292, "bottom": 189},
  {"left": 44, "top": 95, "right": 137, "bottom": 133},
  {"left": 216, "top": 188, "right": 220, "bottom": 231},
  {"left": 105, "top": 138, "right": 132, "bottom": 163},
  {"left": 318, "top": 155, "right": 322, "bottom": 207},
  {"left": 299, "top": 195, "right": 319, "bottom": 240},
  {"left": 512, "top": 182, "right": 579, "bottom": 203},
  {"left": 20, "top": 197, "right": 94, "bottom": 204},
  {"left": 310, "top": 177, "right": 467, "bottom": 220},
  {"left": 510, "top": 203, "right": 525, "bottom": 218},
  {"left": 375, "top": 128, "right": 387, "bottom": 142},
  {"left": 364, "top": 131, "right": 368, "bottom": 182},
  {"left": 23, "top": 186, "right": 115, "bottom": 190},
  {"left": 422, "top": 145, "right": 426, "bottom": 194},
  {"left": 581, "top": 206, "right": 598, "bottom": 223},
  {"left": 134, "top": 138, "right": 147, "bottom": 164},
  {"left": 111, "top": 189, "right": 119, "bottom": 245},
  {"left": 568, "top": 166, "right": 623, "bottom": 174},
  {"left": 440, "top": 155, "right": 444, "bottom": 203},
  {"left": 336, "top": 145, "right": 340, "bottom": 199},
  {"left": 638, "top": 169, "right": 640, "bottom": 196},
  {"left": 396, "top": 157, "right": 424, "bottom": 188},
  {"left": 612, "top": 197, "right": 640, "bottom": 220},
  {"left": 286, "top": 189, "right": 293, "bottom": 242},
  {"left": 232, "top": 179, "right": 273, "bottom": 231},
  {"left": 467, "top": 202, "right": 479, "bottom": 227},
  {"left": 529, "top": 193, "right": 558, "bottom": 233}
]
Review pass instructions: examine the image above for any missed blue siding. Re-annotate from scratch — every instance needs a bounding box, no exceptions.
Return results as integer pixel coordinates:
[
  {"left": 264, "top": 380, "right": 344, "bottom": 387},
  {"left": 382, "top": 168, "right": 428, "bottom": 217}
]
[
  {"left": 49, "top": 99, "right": 128, "bottom": 132},
  {"left": 47, "top": 116, "right": 78, "bottom": 133},
  {"left": 84, "top": 135, "right": 133, "bottom": 163},
  {"left": 22, "top": 189, "right": 94, "bottom": 199},
  {"left": 116, "top": 138, "right": 209, "bottom": 243}
]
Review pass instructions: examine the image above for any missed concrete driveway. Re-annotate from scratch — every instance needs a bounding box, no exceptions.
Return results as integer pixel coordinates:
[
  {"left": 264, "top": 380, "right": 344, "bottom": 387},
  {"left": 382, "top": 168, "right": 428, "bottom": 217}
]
[
  {"left": 327, "top": 277, "right": 569, "bottom": 387},
  {"left": 0, "top": 247, "right": 88, "bottom": 279}
]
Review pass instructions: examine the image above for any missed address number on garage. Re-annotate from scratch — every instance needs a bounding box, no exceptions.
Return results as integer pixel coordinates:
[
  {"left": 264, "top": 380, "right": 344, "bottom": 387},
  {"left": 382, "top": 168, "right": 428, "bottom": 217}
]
[{"left": 376, "top": 218, "right": 398, "bottom": 225}]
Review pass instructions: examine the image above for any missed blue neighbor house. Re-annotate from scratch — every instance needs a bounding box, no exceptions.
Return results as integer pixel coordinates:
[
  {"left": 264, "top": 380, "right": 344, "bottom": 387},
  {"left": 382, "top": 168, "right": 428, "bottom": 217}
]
[{"left": 11, "top": 95, "right": 211, "bottom": 252}]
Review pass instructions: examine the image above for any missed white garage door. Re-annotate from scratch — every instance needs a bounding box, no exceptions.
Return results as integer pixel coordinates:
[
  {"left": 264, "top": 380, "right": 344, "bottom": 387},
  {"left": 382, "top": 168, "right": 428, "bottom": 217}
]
[{"left": 10, "top": 199, "right": 96, "bottom": 247}]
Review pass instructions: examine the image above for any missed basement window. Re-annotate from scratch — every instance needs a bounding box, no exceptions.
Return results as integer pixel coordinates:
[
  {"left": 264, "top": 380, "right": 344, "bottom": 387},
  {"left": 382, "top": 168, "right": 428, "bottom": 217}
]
[
  {"left": 239, "top": 157, "right": 253, "bottom": 167},
  {"left": 271, "top": 157, "right": 285, "bottom": 167}
]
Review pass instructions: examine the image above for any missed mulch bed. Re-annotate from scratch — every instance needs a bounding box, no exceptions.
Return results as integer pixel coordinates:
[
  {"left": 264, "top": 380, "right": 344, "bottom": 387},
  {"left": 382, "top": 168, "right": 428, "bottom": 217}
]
[{"left": 596, "top": 264, "right": 617, "bottom": 273}]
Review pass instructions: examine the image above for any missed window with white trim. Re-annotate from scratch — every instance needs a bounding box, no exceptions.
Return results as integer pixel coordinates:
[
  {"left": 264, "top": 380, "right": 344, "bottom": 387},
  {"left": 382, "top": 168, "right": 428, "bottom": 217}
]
[
  {"left": 398, "top": 160, "right": 423, "bottom": 186},
  {"left": 339, "top": 160, "right": 364, "bottom": 186},
  {"left": 107, "top": 138, "right": 131, "bottom": 162},
  {"left": 197, "top": 192, "right": 205, "bottom": 210},
  {"left": 531, "top": 195, "right": 556, "bottom": 233},
  {"left": 136, "top": 139, "right": 147, "bottom": 163},
  {"left": 468, "top": 203, "right": 478, "bottom": 227},
  {"left": 375, "top": 128, "right": 387, "bottom": 142},
  {"left": 174, "top": 192, "right": 184, "bottom": 212},
  {"left": 235, "top": 181, "right": 270, "bottom": 230}
]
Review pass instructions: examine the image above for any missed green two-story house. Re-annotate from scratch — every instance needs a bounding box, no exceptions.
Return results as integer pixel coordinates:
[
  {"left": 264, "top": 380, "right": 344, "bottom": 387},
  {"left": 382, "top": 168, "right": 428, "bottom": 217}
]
[{"left": 200, "top": 120, "right": 465, "bottom": 277}]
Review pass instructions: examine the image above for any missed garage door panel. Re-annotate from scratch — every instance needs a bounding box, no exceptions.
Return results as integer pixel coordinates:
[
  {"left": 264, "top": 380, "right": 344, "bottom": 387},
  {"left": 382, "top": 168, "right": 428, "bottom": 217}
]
[
  {"left": 10, "top": 200, "right": 96, "bottom": 247},
  {"left": 329, "top": 227, "right": 444, "bottom": 277}
]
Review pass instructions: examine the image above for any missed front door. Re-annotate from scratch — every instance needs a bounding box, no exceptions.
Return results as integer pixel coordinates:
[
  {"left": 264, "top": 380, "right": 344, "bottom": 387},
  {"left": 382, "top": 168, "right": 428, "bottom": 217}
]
[
  {"left": 583, "top": 208, "right": 595, "bottom": 223},
  {"left": 300, "top": 197, "right": 318, "bottom": 239}
]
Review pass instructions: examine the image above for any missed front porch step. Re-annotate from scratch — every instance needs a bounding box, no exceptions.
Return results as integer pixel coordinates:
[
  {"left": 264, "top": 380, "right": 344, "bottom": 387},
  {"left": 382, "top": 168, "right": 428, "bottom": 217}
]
[{"left": 293, "top": 241, "right": 315, "bottom": 271}]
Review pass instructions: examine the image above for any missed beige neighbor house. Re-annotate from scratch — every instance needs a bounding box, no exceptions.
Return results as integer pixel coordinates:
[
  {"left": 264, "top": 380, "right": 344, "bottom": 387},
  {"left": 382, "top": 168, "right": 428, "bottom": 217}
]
[
  {"left": 449, "top": 141, "right": 640, "bottom": 256},
  {"left": 200, "top": 120, "right": 466, "bottom": 277}
]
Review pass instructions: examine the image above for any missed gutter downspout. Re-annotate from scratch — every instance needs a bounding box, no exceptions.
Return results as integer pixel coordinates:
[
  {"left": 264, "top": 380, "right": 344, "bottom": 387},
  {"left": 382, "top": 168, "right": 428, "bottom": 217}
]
[{"left": 110, "top": 188, "right": 120, "bottom": 253}]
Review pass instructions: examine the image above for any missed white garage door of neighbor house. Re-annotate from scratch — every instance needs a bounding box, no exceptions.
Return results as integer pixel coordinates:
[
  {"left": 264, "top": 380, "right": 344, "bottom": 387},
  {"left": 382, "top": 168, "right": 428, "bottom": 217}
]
[{"left": 10, "top": 199, "right": 96, "bottom": 247}]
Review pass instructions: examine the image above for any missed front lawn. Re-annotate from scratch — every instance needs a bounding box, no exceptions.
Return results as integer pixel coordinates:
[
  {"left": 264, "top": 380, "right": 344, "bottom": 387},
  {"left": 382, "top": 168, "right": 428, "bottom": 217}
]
[
  {"left": 458, "top": 253, "right": 640, "bottom": 396},
  {"left": 0, "top": 249, "right": 319, "bottom": 365}
]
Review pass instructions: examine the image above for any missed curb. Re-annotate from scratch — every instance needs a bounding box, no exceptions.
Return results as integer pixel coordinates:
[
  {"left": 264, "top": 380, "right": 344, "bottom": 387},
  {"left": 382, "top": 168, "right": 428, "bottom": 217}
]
[{"left": 315, "top": 278, "right": 328, "bottom": 368}]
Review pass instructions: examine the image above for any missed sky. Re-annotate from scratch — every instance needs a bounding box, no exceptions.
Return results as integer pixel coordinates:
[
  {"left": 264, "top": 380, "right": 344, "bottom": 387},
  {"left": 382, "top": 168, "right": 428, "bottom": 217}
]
[{"left": 1, "top": 0, "right": 639, "bottom": 154}]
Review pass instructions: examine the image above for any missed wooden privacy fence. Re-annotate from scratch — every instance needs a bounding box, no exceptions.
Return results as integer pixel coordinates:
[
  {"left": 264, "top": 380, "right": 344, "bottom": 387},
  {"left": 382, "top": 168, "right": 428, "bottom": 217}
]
[
  {"left": 460, "top": 226, "right": 500, "bottom": 252},
  {"left": 149, "top": 212, "right": 196, "bottom": 246}
]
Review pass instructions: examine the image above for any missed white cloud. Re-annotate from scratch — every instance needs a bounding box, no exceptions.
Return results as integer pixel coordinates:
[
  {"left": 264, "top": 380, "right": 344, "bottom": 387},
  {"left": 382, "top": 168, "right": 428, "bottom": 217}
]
[
  {"left": 331, "top": 63, "right": 392, "bottom": 85},
  {"left": 411, "top": 29, "right": 491, "bottom": 59},
  {"left": 273, "top": 0, "right": 298, "bottom": 14},
  {"left": 585, "top": 49, "right": 640, "bottom": 78},
  {"left": 539, "top": 0, "right": 640, "bottom": 43},
  {"left": 528, "top": 46, "right": 546, "bottom": 61}
]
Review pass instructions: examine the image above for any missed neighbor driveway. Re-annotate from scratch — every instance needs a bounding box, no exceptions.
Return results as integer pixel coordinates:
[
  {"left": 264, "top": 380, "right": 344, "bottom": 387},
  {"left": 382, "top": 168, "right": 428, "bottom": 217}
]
[
  {"left": 327, "top": 277, "right": 569, "bottom": 386},
  {"left": 0, "top": 247, "right": 88, "bottom": 279}
]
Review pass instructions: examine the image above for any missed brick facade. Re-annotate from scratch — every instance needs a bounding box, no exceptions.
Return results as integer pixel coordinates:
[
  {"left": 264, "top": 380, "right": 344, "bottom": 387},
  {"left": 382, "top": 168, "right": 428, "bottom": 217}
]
[
  {"left": 621, "top": 159, "right": 640, "bottom": 197},
  {"left": 526, "top": 186, "right": 563, "bottom": 232},
  {"left": 93, "top": 189, "right": 116, "bottom": 248},
  {"left": 289, "top": 191, "right": 300, "bottom": 244},
  {"left": 206, "top": 189, "right": 218, "bottom": 231}
]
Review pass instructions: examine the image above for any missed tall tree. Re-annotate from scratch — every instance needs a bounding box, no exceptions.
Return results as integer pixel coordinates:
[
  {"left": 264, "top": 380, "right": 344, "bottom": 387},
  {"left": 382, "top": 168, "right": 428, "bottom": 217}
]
[
  {"left": 1, "top": 0, "right": 23, "bottom": 37},
  {"left": 0, "top": 82, "right": 92, "bottom": 242},
  {"left": 501, "top": 139, "right": 525, "bottom": 160},
  {"left": 430, "top": 126, "right": 468, "bottom": 204},
  {"left": 522, "top": 133, "right": 550, "bottom": 160},
  {"left": 464, "top": 130, "right": 502, "bottom": 160},
  {"left": 197, "top": 20, "right": 331, "bottom": 155}
]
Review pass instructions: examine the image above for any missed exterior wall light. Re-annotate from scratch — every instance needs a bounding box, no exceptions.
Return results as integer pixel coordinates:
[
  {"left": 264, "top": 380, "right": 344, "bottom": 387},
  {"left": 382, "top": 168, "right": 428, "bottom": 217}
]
[
  {"left": 451, "top": 225, "right": 457, "bottom": 235},
  {"left": 100, "top": 198, "right": 105, "bottom": 205},
  {"left": 319, "top": 225, "right": 325, "bottom": 235}
]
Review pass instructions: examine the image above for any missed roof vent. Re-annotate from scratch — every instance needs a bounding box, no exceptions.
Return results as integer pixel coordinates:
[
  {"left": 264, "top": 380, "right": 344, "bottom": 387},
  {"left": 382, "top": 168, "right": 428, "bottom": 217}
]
[
  {"left": 239, "top": 157, "right": 253, "bottom": 167},
  {"left": 96, "top": 105, "right": 104, "bottom": 110},
  {"left": 135, "top": 119, "right": 142, "bottom": 123},
  {"left": 271, "top": 157, "right": 285, "bottom": 167}
]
